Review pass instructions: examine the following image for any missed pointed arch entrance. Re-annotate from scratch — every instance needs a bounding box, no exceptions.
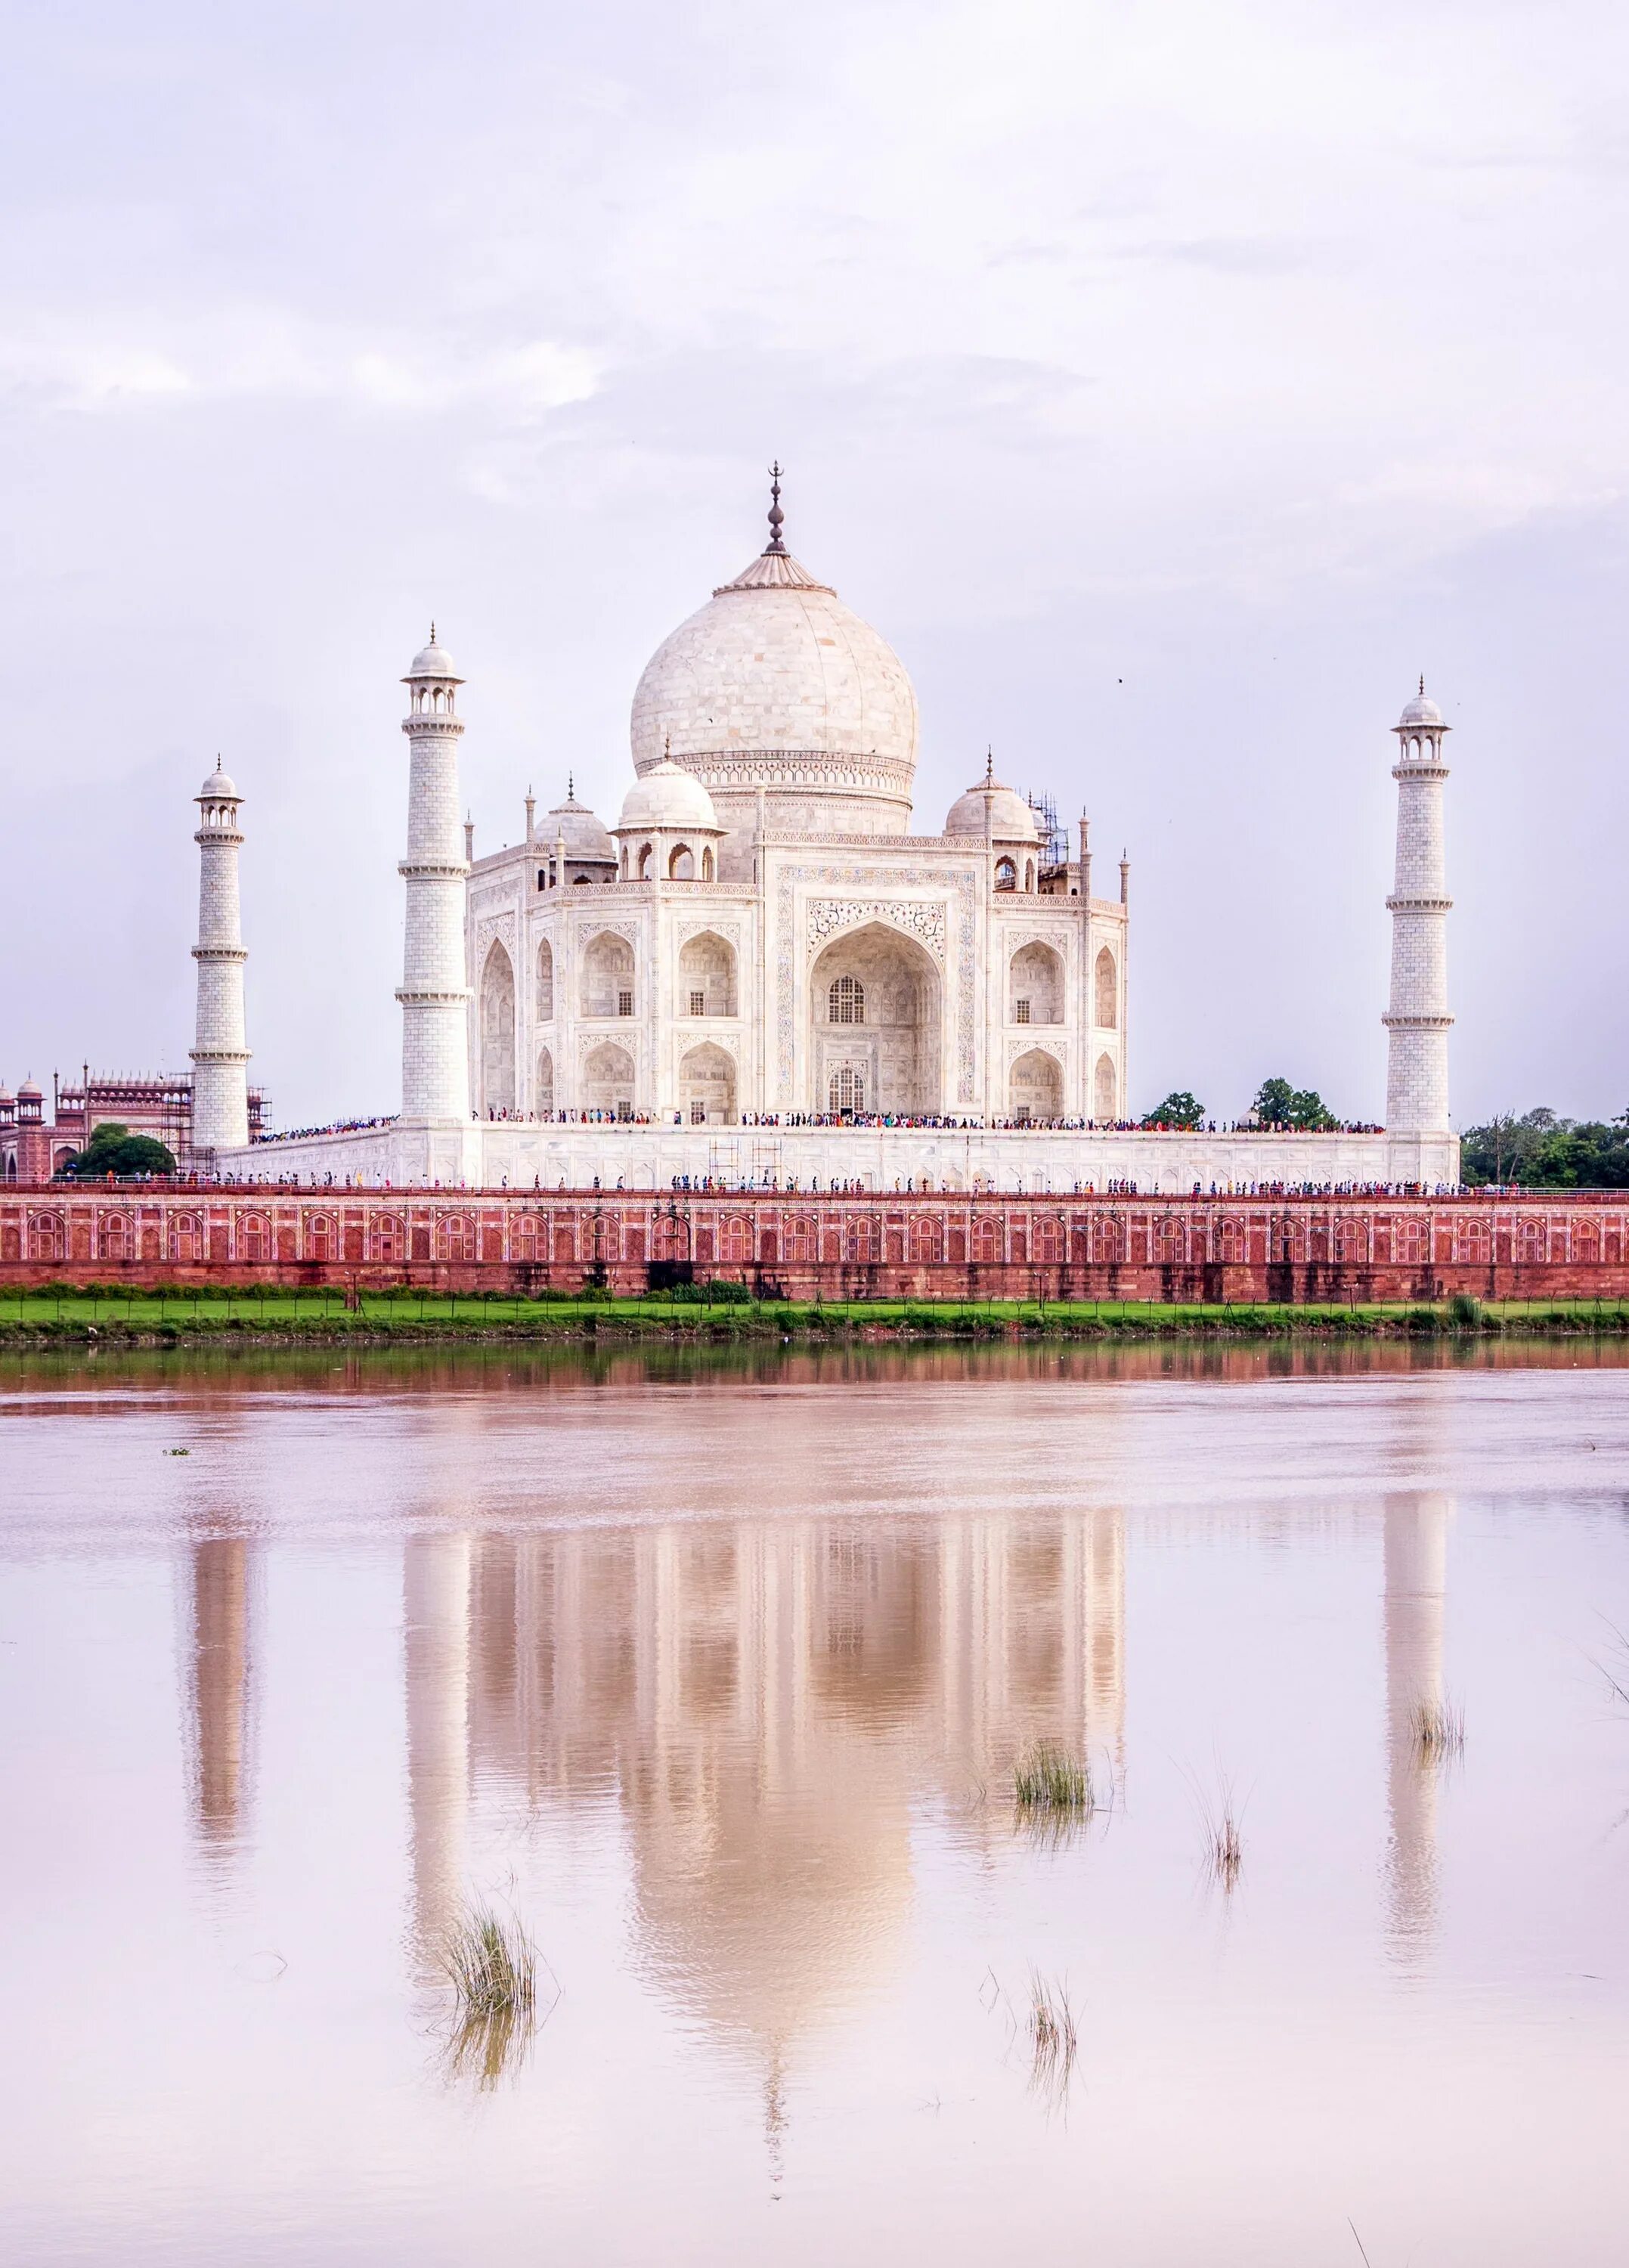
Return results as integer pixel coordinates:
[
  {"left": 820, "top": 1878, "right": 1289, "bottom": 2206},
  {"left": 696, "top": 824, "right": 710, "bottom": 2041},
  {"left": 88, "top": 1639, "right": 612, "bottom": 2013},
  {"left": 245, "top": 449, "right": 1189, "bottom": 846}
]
[
  {"left": 479, "top": 942, "right": 516, "bottom": 1113},
  {"left": 809, "top": 922, "right": 941, "bottom": 1116}
]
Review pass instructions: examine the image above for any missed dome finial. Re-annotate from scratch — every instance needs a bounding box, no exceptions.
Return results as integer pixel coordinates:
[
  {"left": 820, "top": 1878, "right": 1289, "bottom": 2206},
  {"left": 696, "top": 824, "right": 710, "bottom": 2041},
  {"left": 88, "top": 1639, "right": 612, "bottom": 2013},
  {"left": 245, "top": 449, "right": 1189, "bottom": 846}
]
[
  {"left": 984, "top": 745, "right": 995, "bottom": 786},
  {"left": 1419, "top": 672, "right": 1426, "bottom": 697},
  {"left": 664, "top": 732, "right": 671, "bottom": 760},
  {"left": 765, "top": 460, "right": 786, "bottom": 555},
  {"left": 568, "top": 771, "right": 575, "bottom": 800}
]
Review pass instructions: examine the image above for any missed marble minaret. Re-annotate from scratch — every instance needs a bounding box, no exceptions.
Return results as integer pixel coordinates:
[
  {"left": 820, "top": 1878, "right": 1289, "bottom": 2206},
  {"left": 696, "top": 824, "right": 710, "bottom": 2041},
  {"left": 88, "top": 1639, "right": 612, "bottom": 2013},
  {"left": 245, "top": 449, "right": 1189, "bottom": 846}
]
[
  {"left": 398, "top": 628, "right": 471, "bottom": 1123},
  {"left": 190, "top": 759, "right": 251, "bottom": 1154},
  {"left": 1383, "top": 683, "right": 1453, "bottom": 1171}
]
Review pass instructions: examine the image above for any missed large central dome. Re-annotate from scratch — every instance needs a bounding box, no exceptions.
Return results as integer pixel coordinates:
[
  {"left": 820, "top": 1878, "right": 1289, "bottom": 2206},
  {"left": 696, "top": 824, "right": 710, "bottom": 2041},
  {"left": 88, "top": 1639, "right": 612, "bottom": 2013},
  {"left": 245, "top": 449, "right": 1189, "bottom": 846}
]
[{"left": 630, "top": 505, "right": 919, "bottom": 857}]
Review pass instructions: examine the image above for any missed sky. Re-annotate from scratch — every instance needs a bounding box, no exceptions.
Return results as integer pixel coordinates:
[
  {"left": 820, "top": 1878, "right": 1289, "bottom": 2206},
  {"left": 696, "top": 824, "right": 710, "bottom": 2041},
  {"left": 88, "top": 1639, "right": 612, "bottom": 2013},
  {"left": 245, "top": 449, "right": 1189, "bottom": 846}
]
[{"left": 2, "top": 0, "right": 1625, "bottom": 1131}]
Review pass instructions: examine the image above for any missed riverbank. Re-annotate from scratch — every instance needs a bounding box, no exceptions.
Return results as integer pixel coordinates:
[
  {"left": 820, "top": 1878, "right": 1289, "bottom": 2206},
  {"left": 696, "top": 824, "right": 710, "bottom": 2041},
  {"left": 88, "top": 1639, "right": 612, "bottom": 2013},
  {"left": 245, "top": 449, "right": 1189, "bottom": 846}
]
[{"left": 5, "top": 1286, "right": 1629, "bottom": 1346}]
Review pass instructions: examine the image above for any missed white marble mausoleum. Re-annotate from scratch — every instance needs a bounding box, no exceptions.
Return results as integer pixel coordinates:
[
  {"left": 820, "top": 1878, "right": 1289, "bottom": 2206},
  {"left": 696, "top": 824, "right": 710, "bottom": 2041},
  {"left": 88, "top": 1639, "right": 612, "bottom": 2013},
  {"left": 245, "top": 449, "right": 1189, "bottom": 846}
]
[{"left": 203, "top": 476, "right": 1460, "bottom": 1191}]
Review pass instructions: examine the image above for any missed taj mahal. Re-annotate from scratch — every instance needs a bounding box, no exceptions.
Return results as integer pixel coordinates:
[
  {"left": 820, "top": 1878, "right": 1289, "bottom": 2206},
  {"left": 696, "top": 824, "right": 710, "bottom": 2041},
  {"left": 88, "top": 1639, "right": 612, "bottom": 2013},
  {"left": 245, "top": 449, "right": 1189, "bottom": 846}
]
[{"left": 192, "top": 473, "right": 1460, "bottom": 1192}]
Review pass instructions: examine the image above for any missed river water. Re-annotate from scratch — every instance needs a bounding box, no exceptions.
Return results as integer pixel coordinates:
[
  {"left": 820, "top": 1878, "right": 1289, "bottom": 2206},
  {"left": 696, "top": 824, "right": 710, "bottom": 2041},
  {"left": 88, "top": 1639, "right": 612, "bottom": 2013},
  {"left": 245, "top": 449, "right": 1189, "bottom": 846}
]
[{"left": 2, "top": 1343, "right": 1627, "bottom": 2265}]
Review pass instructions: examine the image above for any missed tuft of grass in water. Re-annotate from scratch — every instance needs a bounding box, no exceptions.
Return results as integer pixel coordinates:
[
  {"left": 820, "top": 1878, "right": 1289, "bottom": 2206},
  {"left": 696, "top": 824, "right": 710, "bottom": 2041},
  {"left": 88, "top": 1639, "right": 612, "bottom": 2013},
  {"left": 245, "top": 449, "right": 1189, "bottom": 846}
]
[
  {"left": 443, "top": 1902, "right": 536, "bottom": 2018},
  {"left": 438, "top": 1901, "right": 547, "bottom": 2087},
  {"left": 1187, "top": 1769, "right": 1245, "bottom": 1892},
  {"left": 1412, "top": 1694, "right": 1466, "bottom": 1759},
  {"left": 1027, "top": 1968, "right": 1079, "bottom": 2107},
  {"left": 1013, "top": 1740, "right": 1095, "bottom": 1814}
]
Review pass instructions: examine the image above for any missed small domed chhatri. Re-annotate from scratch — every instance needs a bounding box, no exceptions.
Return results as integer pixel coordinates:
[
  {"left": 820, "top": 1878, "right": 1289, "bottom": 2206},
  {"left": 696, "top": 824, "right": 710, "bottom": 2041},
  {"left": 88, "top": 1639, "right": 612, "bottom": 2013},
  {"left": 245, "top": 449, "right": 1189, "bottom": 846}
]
[
  {"left": 1397, "top": 677, "right": 1445, "bottom": 729},
  {"left": 546, "top": 786, "right": 617, "bottom": 863},
  {"left": 617, "top": 758, "right": 720, "bottom": 835},
  {"left": 198, "top": 758, "right": 240, "bottom": 800},
  {"left": 944, "top": 764, "right": 1040, "bottom": 843},
  {"left": 405, "top": 624, "right": 461, "bottom": 682}
]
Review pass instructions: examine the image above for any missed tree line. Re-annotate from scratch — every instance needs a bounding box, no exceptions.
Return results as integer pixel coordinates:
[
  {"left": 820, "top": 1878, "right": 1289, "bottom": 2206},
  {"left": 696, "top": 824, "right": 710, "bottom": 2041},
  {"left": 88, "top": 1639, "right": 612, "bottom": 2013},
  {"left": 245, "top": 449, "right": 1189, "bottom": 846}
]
[{"left": 1459, "top": 1108, "right": 1629, "bottom": 1188}]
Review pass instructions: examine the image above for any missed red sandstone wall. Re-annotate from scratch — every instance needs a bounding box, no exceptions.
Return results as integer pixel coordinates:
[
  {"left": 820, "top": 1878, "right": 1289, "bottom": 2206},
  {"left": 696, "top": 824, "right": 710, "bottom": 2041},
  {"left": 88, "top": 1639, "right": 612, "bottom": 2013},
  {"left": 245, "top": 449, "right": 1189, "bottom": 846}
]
[{"left": 2, "top": 1185, "right": 1626, "bottom": 1300}]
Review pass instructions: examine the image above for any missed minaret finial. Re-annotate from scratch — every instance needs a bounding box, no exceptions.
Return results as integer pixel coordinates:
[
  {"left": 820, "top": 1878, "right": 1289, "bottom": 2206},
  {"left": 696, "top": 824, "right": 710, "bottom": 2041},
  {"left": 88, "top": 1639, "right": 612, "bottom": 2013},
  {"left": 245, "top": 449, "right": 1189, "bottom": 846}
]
[
  {"left": 664, "top": 733, "right": 671, "bottom": 760},
  {"left": 984, "top": 745, "right": 994, "bottom": 786},
  {"left": 429, "top": 621, "right": 437, "bottom": 645},
  {"left": 765, "top": 461, "right": 786, "bottom": 555},
  {"left": 568, "top": 771, "right": 574, "bottom": 800},
  {"left": 1419, "top": 672, "right": 1426, "bottom": 697}
]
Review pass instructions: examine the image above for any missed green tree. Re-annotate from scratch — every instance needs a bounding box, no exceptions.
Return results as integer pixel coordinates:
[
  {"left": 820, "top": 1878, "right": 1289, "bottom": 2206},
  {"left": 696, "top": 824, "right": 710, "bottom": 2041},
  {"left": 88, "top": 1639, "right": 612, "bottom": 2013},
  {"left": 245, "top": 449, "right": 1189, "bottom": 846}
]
[
  {"left": 1251, "top": 1076, "right": 1339, "bottom": 1130},
  {"left": 1460, "top": 1108, "right": 1629, "bottom": 1188},
  {"left": 67, "top": 1121, "right": 177, "bottom": 1179},
  {"left": 1141, "top": 1090, "right": 1206, "bottom": 1131}
]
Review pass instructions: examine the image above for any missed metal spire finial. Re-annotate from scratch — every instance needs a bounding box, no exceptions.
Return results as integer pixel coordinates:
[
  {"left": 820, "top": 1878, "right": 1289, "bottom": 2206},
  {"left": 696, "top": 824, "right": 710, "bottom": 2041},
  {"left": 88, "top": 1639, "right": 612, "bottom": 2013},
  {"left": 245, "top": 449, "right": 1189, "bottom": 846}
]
[
  {"left": 429, "top": 621, "right": 437, "bottom": 645},
  {"left": 984, "top": 745, "right": 994, "bottom": 786},
  {"left": 664, "top": 733, "right": 671, "bottom": 760},
  {"left": 765, "top": 461, "right": 787, "bottom": 555},
  {"left": 1419, "top": 673, "right": 1426, "bottom": 697},
  {"left": 568, "top": 771, "right": 574, "bottom": 801}
]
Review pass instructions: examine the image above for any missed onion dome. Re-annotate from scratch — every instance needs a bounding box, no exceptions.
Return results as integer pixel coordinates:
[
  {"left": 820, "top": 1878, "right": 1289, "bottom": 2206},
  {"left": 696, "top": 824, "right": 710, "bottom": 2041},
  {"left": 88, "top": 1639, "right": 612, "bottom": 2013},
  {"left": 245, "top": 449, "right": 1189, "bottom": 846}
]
[
  {"left": 404, "top": 622, "right": 462, "bottom": 682},
  {"left": 629, "top": 469, "right": 917, "bottom": 835},
  {"left": 943, "top": 769, "right": 1039, "bottom": 841},
  {"left": 546, "top": 788, "right": 616, "bottom": 861},
  {"left": 1398, "top": 678, "right": 1444, "bottom": 727},
  {"left": 617, "top": 758, "right": 721, "bottom": 833},
  {"left": 197, "top": 758, "right": 240, "bottom": 800}
]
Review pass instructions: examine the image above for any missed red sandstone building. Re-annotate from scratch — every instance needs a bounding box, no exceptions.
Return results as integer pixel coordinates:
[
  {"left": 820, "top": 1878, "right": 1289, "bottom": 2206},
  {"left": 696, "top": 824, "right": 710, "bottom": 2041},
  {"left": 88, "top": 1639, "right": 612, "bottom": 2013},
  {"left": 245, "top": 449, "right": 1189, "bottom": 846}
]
[{"left": 0, "top": 1071, "right": 268, "bottom": 1182}]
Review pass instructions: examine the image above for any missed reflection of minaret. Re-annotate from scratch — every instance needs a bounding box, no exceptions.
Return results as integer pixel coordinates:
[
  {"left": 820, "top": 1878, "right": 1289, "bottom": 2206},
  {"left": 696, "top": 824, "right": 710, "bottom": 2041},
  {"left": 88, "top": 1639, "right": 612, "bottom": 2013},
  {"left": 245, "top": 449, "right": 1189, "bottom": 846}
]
[
  {"left": 184, "top": 1538, "right": 255, "bottom": 1859},
  {"left": 404, "top": 1536, "right": 472, "bottom": 1970},
  {"left": 1382, "top": 1492, "right": 1449, "bottom": 1952}
]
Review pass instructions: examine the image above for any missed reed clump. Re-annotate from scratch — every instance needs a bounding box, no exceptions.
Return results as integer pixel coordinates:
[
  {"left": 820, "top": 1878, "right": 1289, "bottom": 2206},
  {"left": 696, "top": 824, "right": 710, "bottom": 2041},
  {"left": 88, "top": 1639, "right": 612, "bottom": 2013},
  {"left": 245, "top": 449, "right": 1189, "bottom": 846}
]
[
  {"left": 1013, "top": 1740, "right": 1095, "bottom": 1814},
  {"left": 1188, "top": 1771, "right": 1245, "bottom": 1892},
  {"left": 440, "top": 1901, "right": 544, "bottom": 2088},
  {"left": 1027, "top": 1968, "right": 1079, "bottom": 2105},
  {"left": 443, "top": 1902, "right": 536, "bottom": 2020},
  {"left": 1412, "top": 1694, "right": 1466, "bottom": 1759}
]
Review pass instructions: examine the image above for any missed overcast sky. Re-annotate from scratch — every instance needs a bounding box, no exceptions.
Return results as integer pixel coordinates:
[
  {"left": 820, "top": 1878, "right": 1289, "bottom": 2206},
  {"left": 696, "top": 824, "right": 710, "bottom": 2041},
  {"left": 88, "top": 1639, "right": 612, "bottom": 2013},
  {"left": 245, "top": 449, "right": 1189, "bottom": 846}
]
[{"left": 3, "top": 0, "right": 1625, "bottom": 1129}]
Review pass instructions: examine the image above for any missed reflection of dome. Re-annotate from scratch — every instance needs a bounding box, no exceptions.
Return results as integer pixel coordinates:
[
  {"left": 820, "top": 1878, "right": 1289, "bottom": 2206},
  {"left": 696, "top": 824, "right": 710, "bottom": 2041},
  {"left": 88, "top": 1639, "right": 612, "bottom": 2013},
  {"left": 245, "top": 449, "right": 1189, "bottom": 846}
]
[
  {"left": 618, "top": 758, "right": 720, "bottom": 832},
  {"left": 546, "top": 794, "right": 615, "bottom": 860},
  {"left": 944, "top": 777, "right": 1039, "bottom": 841},
  {"left": 404, "top": 626, "right": 460, "bottom": 681},
  {"left": 197, "top": 761, "right": 240, "bottom": 800},
  {"left": 631, "top": 547, "right": 918, "bottom": 776}
]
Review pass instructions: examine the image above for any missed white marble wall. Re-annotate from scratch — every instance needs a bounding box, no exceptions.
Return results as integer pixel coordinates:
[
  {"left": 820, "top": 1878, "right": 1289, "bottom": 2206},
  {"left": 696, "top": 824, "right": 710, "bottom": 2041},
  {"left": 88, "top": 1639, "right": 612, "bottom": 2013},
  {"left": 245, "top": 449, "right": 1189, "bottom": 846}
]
[{"left": 215, "top": 1121, "right": 1460, "bottom": 1193}]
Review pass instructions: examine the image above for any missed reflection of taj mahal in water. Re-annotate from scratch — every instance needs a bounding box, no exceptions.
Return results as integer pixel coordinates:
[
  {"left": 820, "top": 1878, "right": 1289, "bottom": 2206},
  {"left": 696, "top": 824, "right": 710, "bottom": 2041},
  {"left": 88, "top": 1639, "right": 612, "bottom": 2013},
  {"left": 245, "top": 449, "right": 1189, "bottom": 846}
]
[{"left": 179, "top": 1473, "right": 1453, "bottom": 2059}]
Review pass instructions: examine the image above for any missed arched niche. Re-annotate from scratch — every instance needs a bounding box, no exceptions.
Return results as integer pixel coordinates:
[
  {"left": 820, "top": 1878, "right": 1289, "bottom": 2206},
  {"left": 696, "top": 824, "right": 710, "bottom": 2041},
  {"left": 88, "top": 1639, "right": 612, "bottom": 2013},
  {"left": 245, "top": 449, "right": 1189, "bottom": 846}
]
[
  {"left": 536, "top": 1046, "right": 554, "bottom": 1117},
  {"left": 583, "top": 1041, "right": 635, "bottom": 1119},
  {"left": 1094, "top": 1051, "right": 1116, "bottom": 1123},
  {"left": 1009, "top": 1048, "right": 1062, "bottom": 1123},
  {"left": 678, "top": 1042, "right": 736, "bottom": 1125},
  {"left": 810, "top": 921, "right": 941, "bottom": 1116},
  {"left": 679, "top": 930, "right": 737, "bottom": 1017},
  {"left": 1009, "top": 940, "right": 1064, "bottom": 1024},
  {"left": 1095, "top": 946, "right": 1117, "bottom": 1028},
  {"left": 581, "top": 931, "right": 636, "bottom": 1018},
  {"left": 536, "top": 938, "right": 554, "bottom": 1022},
  {"left": 479, "top": 941, "right": 517, "bottom": 1113}
]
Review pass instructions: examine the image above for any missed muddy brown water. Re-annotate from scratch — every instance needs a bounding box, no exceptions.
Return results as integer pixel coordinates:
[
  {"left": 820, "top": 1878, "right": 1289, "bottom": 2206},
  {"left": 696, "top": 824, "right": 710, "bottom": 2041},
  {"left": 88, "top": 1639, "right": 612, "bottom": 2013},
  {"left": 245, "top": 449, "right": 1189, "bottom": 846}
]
[{"left": 2, "top": 1343, "right": 1627, "bottom": 2263}]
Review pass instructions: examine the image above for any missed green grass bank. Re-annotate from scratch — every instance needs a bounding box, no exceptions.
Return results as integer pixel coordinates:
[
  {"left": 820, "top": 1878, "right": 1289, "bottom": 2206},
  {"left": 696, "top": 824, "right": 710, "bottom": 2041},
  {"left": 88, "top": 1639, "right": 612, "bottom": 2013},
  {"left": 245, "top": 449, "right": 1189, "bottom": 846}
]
[{"left": 4, "top": 1284, "right": 1629, "bottom": 1346}]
